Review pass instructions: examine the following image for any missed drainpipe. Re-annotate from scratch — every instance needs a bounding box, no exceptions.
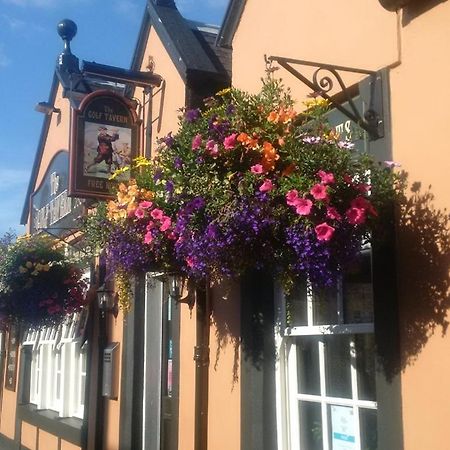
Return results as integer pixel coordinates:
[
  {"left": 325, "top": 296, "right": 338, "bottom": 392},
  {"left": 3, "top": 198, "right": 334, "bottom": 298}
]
[
  {"left": 144, "top": 87, "right": 153, "bottom": 159},
  {"left": 194, "top": 283, "right": 210, "bottom": 450}
]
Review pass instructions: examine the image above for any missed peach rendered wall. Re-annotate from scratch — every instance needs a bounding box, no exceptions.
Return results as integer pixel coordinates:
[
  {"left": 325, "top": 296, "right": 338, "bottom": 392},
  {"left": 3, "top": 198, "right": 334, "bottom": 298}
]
[
  {"left": 389, "top": 3, "right": 450, "bottom": 450},
  {"left": 21, "top": 421, "right": 37, "bottom": 450},
  {"left": 208, "top": 281, "right": 241, "bottom": 450},
  {"left": 138, "top": 27, "right": 186, "bottom": 155},
  {"left": 34, "top": 83, "right": 71, "bottom": 195},
  {"left": 232, "top": 0, "right": 399, "bottom": 98},
  {"left": 38, "top": 429, "right": 58, "bottom": 450}
]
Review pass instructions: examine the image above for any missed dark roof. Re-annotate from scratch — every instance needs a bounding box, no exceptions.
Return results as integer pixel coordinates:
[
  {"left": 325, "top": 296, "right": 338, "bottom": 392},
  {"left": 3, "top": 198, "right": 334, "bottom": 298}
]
[
  {"left": 216, "top": 0, "right": 246, "bottom": 49},
  {"left": 144, "top": 0, "right": 230, "bottom": 84}
]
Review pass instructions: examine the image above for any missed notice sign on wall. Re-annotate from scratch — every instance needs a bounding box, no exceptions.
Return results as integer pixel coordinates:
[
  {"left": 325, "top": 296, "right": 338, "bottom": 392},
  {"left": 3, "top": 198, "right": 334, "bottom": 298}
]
[
  {"left": 69, "top": 90, "right": 139, "bottom": 199},
  {"left": 331, "top": 405, "right": 356, "bottom": 450}
]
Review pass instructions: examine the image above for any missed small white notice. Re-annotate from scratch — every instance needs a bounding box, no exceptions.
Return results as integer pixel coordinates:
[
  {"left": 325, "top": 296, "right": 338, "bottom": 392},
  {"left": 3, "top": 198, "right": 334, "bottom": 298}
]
[{"left": 331, "top": 405, "right": 356, "bottom": 450}]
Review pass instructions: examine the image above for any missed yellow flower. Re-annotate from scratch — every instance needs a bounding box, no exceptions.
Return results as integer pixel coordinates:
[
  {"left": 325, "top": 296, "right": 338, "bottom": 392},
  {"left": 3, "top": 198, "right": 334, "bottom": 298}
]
[
  {"left": 216, "top": 87, "right": 231, "bottom": 96},
  {"left": 19, "top": 266, "right": 28, "bottom": 274}
]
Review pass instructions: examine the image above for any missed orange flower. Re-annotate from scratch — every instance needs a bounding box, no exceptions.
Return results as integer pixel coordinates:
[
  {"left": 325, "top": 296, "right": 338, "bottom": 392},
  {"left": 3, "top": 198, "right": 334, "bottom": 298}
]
[
  {"left": 237, "top": 132, "right": 259, "bottom": 149},
  {"left": 261, "top": 141, "right": 280, "bottom": 172}
]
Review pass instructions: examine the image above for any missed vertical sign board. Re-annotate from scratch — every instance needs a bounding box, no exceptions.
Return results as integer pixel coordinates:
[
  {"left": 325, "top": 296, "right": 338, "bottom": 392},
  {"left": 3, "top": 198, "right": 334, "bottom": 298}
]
[
  {"left": 30, "top": 151, "right": 84, "bottom": 236},
  {"left": 5, "top": 325, "right": 19, "bottom": 391},
  {"left": 69, "top": 90, "right": 139, "bottom": 200},
  {"left": 325, "top": 95, "right": 368, "bottom": 154}
]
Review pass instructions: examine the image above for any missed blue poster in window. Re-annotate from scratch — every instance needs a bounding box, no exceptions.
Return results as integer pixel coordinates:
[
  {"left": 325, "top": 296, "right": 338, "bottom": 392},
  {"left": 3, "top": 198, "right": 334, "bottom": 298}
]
[{"left": 331, "top": 405, "right": 356, "bottom": 450}]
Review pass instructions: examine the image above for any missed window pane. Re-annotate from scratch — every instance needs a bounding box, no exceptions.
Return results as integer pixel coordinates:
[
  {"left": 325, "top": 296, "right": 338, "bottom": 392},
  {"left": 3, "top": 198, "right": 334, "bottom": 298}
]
[
  {"left": 296, "top": 337, "right": 320, "bottom": 395},
  {"left": 313, "top": 287, "right": 338, "bottom": 325},
  {"left": 286, "top": 280, "right": 308, "bottom": 326},
  {"left": 344, "top": 250, "right": 373, "bottom": 324},
  {"left": 355, "top": 334, "right": 376, "bottom": 401},
  {"left": 360, "top": 408, "right": 377, "bottom": 450},
  {"left": 325, "top": 335, "right": 352, "bottom": 398},
  {"left": 299, "top": 401, "right": 322, "bottom": 450}
]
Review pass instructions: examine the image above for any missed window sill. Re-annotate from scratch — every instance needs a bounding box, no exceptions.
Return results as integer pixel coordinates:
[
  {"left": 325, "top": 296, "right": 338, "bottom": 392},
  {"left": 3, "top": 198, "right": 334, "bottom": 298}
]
[{"left": 17, "top": 404, "right": 85, "bottom": 446}]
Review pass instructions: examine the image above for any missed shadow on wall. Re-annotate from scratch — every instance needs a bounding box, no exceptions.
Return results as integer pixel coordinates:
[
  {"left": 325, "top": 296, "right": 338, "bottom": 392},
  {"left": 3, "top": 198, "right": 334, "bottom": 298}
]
[
  {"left": 397, "top": 177, "right": 450, "bottom": 366},
  {"left": 381, "top": 174, "right": 450, "bottom": 377},
  {"left": 402, "top": 0, "right": 448, "bottom": 25},
  {"left": 210, "top": 271, "right": 276, "bottom": 386}
]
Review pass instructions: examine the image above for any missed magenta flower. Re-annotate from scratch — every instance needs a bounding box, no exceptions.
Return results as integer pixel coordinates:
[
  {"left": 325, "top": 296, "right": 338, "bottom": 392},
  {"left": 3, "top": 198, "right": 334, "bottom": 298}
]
[
  {"left": 139, "top": 200, "right": 153, "bottom": 209},
  {"left": 259, "top": 179, "right": 274, "bottom": 192},
  {"left": 144, "top": 231, "right": 154, "bottom": 244},
  {"left": 223, "top": 133, "right": 237, "bottom": 150},
  {"left": 134, "top": 208, "right": 145, "bottom": 219},
  {"left": 346, "top": 207, "right": 366, "bottom": 225},
  {"left": 351, "top": 196, "right": 377, "bottom": 217},
  {"left": 286, "top": 189, "right": 299, "bottom": 206},
  {"left": 295, "top": 198, "right": 313, "bottom": 216},
  {"left": 160, "top": 217, "right": 172, "bottom": 232},
  {"left": 251, "top": 164, "right": 264, "bottom": 174},
  {"left": 315, "top": 222, "right": 335, "bottom": 241},
  {"left": 317, "top": 170, "right": 335, "bottom": 184},
  {"left": 310, "top": 183, "right": 328, "bottom": 201},
  {"left": 151, "top": 208, "right": 164, "bottom": 220},
  {"left": 326, "top": 206, "right": 342, "bottom": 221},
  {"left": 192, "top": 134, "right": 202, "bottom": 150}
]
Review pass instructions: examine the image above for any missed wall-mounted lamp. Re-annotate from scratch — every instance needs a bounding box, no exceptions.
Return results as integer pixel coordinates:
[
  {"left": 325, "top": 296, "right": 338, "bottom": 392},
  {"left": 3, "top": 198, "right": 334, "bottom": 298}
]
[
  {"left": 97, "top": 284, "right": 119, "bottom": 318},
  {"left": 169, "top": 275, "right": 195, "bottom": 308},
  {"left": 35, "top": 101, "right": 61, "bottom": 115}
]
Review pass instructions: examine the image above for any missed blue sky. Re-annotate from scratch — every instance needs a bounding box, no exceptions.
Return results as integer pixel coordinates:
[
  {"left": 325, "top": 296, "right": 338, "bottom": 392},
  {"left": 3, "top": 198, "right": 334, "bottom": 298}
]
[{"left": 0, "top": 0, "right": 227, "bottom": 235}]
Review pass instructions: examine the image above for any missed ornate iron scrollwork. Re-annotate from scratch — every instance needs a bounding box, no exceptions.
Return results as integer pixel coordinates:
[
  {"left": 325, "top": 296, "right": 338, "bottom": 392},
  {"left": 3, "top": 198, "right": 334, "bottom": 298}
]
[{"left": 266, "top": 56, "right": 384, "bottom": 140}]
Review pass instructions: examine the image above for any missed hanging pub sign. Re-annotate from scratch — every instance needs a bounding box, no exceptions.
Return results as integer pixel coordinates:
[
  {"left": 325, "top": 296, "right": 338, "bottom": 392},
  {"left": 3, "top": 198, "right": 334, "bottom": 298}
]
[
  {"left": 31, "top": 151, "right": 84, "bottom": 236},
  {"left": 69, "top": 90, "right": 139, "bottom": 199}
]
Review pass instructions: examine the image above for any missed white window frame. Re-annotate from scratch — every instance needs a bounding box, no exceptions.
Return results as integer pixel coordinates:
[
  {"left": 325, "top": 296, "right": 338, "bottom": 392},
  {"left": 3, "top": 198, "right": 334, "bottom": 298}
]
[
  {"left": 275, "top": 248, "right": 377, "bottom": 450},
  {"left": 22, "top": 311, "right": 88, "bottom": 419}
]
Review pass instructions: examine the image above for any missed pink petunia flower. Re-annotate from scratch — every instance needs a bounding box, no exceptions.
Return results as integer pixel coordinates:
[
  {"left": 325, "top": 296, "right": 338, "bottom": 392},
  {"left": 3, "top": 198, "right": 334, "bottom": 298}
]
[
  {"left": 294, "top": 198, "right": 313, "bottom": 216},
  {"left": 317, "top": 170, "right": 335, "bottom": 184},
  {"left": 206, "top": 140, "right": 220, "bottom": 156},
  {"left": 259, "top": 179, "right": 274, "bottom": 192},
  {"left": 223, "top": 133, "right": 237, "bottom": 150},
  {"left": 144, "top": 231, "right": 154, "bottom": 244},
  {"left": 251, "top": 164, "right": 264, "bottom": 174},
  {"left": 134, "top": 208, "right": 145, "bottom": 219},
  {"left": 315, "top": 222, "right": 335, "bottom": 241},
  {"left": 326, "top": 206, "right": 342, "bottom": 221},
  {"left": 310, "top": 183, "right": 328, "bottom": 201},
  {"left": 139, "top": 200, "right": 153, "bottom": 209},
  {"left": 192, "top": 134, "right": 202, "bottom": 150},
  {"left": 160, "top": 217, "right": 172, "bottom": 232},
  {"left": 151, "top": 208, "right": 164, "bottom": 220},
  {"left": 351, "top": 196, "right": 377, "bottom": 216},
  {"left": 286, "top": 189, "right": 299, "bottom": 206},
  {"left": 346, "top": 207, "right": 366, "bottom": 225}
]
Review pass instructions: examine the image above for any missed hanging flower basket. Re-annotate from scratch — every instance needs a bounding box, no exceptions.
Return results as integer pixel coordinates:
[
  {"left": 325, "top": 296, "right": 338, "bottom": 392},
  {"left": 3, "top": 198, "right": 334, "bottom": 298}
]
[
  {"left": 0, "top": 235, "right": 88, "bottom": 328},
  {"left": 84, "top": 77, "right": 399, "bottom": 302}
]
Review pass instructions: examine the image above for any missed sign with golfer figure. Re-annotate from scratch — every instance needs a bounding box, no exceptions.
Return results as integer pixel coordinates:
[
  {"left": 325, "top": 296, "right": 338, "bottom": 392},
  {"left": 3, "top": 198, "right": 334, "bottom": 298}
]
[{"left": 69, "top": 90, "right": 139, "bottom": 199}]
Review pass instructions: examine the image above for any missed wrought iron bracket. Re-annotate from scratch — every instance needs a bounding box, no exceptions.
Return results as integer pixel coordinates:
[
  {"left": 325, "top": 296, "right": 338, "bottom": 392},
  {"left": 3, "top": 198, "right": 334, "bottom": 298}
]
[{"left": 267, "top": 56, "right": 384, "bottom": 140}]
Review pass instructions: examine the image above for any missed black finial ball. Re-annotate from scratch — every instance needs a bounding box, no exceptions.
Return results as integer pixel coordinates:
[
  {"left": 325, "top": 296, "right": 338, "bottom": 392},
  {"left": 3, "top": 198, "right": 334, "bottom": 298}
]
[{"left": 57, "top": 19, "right": 77, "bottom": 42}]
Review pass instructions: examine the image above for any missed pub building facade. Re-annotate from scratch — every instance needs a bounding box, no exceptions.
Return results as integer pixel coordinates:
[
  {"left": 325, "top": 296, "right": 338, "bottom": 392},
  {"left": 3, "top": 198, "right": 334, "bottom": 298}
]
[{"left": 0, "top": 0, "right": 449, "bottom": 449}]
